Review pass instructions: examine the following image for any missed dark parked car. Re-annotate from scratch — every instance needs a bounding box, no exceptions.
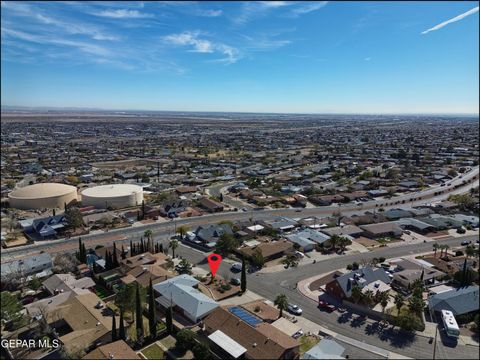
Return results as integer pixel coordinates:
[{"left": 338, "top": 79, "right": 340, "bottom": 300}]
[{"left": 318, "top": 299, "right": 336, "bottom": 312}]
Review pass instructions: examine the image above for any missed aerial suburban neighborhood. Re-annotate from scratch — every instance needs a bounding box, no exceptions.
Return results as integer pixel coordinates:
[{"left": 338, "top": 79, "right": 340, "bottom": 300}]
[{"left": 1, "top": 111, "right": 478, "bottom": 360}]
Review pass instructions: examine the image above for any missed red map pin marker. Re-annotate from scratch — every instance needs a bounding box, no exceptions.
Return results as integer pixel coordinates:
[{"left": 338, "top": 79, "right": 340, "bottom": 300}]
[{"left": 207, "top": 253, "right": 222, "bottom": 278}]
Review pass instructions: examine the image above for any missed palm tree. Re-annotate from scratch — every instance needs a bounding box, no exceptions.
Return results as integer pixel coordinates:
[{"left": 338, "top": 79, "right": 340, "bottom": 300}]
[
  {"left": 394, "top": 293, "right": 404, "bottom": 317},
  {"left": 438, "top": 244, "right": 445, "bottom": 258},
  {"left": 176, "top": 225, "right": 189, "bottom": 239},
  {"left": 144, "top": 229, "right": 153, "bottom": 252},
  {"left": 350, "top": 285, "right": 363, "bottom": 304},
  {"left": 329, "top": 235, "right": 340, "bottom": 252},
  {"left": 443, "top": 245, "right": 450, "bottom": 257},
  {"left": 169, "top": 239, "right": 179, "bottom": 258},
  {"left": 378, "top": 291, "right": 390, "bottom": 324},
  {"left": 274, "top": 294, "right": 288, "bottom": 318},
  {"left": 432, "top": 243, "right": 439, "bottom": 258},
  {"left": 466, "top": 245, "right": 476, "bottom": 258},
  {"left": 363, "top": 289, "right": 375, "bottom": 307},
  {"left": 408, "top": 296, "right": 425, "bottom": 315}
]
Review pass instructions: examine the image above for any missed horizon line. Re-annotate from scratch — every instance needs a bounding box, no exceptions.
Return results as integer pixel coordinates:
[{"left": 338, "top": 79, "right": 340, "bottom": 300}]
[{"left": 1, "top": 105, "right": 479, "bottom": 117}]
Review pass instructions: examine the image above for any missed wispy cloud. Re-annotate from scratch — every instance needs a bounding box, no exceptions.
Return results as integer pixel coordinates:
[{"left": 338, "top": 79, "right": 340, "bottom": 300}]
[
  {"left": 292, "top": 1, "right": 328, "bottom": 16},
  {"left": 421, "top": 6, "right": 479, "bottom": 34},
  {"left": 364, "top": 57, "right": 371, "bottom": 61},
  {"left": 163, "top": 31, "right": 239, "bottom": 64},
  {"left": 1, "top": 1, "right": 119, "bottom": 40},
  {"left": 93, "top": 9, "right": 154, "bottom": 19},
  {"left": 234, "top": 1, "right": 327, "bottom": 25},
  {"left": 1, "top": 27, "right": 111, "bottom": 56},
  {"left": 196, "top": 9, "right": 223, "bottom": 17}
]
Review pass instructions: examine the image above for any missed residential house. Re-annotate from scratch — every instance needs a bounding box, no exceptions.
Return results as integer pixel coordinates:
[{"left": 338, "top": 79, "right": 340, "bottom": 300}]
[
  {"left": 47, "top": 292, "right": 122, "bottom": 354},
  {"left": 199, "top": 197, "right": 224, "bottom": 213},
  {"left": 1, "top": 253, "right": 53, "bottom": 281},
  {"left": 321, "top": 225, "right": 364, "bottom": 238},
  {"left": 428, "top": 286, "right": 479, "bottom": 316},
  {"left": 83, "top": 340, "right": 141, "bottom": 359},
  {"left": 194, "top": 224, "right": 234, "bottom": 248},
  {"left": 325, "top": 267, "right": 392, "bottom": 300},
  {"left": 303, "top": 338, "right": 345, "bottom": 359},
  {"left": 396, "top": 218, "right": 436, "bottom": 234},
  {"left": 19, "top": 215, "right": 67, "bottom": 240},
  {"left": 236, "top": 240, "right": 294, "bottom": 262},
  {"left": 383, "top": 209, "right": 413, "bottom": 221},
  {"left": 203, "top": 307, "right": 300, "bottom": 359},
  {"left": 153, "top": 274, "right": 219, "bottom": 323},
  {"left": 359, "top": 222, "right": 403, "bottom": 239},
  {"left": 260, "top": 217, "right": 298, "bottom": 232},
  {"left": 286, "top": 228, "right": 331, "bottom": 252},
  {"left": 42, "top": 273, "right": 96, "bottom": 296},
  {"left": 120, "top": 264, "right": 171, "bottom": 287}
]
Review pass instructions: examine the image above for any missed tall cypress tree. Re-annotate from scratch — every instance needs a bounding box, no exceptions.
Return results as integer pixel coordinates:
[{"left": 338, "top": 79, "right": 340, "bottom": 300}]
[
  {"left": 81, "top": 242, "right": 87, "bottom": 263},
  {"left": 148, "top": 278, "right": 157, "bottom": 340},
  {"left": 461, "top": 259, "right": 468, "bottom": 286},
  {"left": 78, "top": 238, "right": 82, "bottom": 260},
  {"left": 111, "top": 314, "right": 117, "bottom": 342},
  {"left": 113, "top": 242, "right": 119, "bottom": 267},
  {"left": 159, "top": 243, "right": 164, "bottom": 254},
  {"left": 105, "top": 250, "right": 111, "bottom": 270},
  {"left": 166, "top": 305, "right": 173, "bottom": 335},
  {"left": 141, "top": 237, "right": 145, "bottom": 253},
  {"left": 118, "top": 308, "right": 126, "bottom": 341},
  {"left": 241, "top": 257, "right": 247, "bottom": 293},
  {"left": 130, "top": 240, "right": 134, "bottom": 256},
  {"left": 135, "top": 283, "right": 144, "bottom": 341},
  {"left": 121, "top": 245, "right": 126, "bottom": 260}
]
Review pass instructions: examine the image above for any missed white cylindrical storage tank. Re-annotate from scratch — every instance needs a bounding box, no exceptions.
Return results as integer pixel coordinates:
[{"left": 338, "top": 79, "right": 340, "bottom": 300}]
[
  {"left": 81, "top": 184, "right": 143, "bottom": 209},
  {"left": 8, "top": 183, "right": 78, "bottom": 210}
]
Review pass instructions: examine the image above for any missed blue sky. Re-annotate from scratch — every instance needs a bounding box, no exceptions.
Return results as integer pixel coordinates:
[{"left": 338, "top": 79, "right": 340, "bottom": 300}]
[{"left": 1, "top": 1, "right": 479, "bottom": 114}]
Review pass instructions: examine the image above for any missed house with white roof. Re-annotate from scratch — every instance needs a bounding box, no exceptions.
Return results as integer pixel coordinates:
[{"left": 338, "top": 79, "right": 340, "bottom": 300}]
[{"left": 153, "top": 274, "right": 219, "bottom": 323}]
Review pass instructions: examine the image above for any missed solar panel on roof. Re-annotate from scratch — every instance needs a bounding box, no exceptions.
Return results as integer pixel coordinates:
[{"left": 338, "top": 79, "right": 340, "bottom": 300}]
[{"left": 229, "top": 306, "right": 263, "bottom": 327}]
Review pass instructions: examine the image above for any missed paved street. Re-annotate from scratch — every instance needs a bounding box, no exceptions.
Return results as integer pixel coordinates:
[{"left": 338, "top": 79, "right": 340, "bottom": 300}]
[{"left": 168, "top": 235, "right": 480, "bottom": 360}]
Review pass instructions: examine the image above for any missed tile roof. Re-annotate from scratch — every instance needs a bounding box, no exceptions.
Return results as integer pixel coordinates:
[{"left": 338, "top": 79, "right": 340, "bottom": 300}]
[{"left": 204, "top": 307, "right": 298, "bottom": 360}]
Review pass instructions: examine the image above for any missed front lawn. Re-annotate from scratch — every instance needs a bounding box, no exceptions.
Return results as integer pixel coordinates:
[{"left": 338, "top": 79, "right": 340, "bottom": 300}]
[
  {"left": 299, "top": 335, "right": 319, "bottom": 354},
  {"left": 141, "top": 343, "right": 164, "bottom": 359}
]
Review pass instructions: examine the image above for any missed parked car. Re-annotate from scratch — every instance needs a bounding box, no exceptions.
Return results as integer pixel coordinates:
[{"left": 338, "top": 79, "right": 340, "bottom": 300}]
[
  {"left": 461, "top": 240, "right": 472, "bottom": 246},
  {"left": 337, "top": 306, "right": 347, "bottom": 313},
  {"left": 294, "top": 251, "right": 305, "bottom": 258},
  {"left": 318, "top": 299, "right": 336, "bottom": 312},
  {"left": 287, "top": 304, "right": 303, "bottom": 315},
  {"left": 295, "top": 209, "right": 302, "bottom": 212},
  {"left": 292, "top": 330, "right": 304, "bottom": 339},
  {"left": 230, "top": 263, "right": 242, "bottom": 272},
  {"left": 230, "top": 278, "right": 241, "bottom": 286},
  {"left": 404, "top": 230, "right": 411, "bottom": 235},
  {"left": 457, "top": 227, "right": 466, "bottom": 234}
]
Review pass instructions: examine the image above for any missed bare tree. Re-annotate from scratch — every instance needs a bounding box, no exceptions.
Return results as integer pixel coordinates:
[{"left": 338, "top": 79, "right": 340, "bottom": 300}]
[{"left": 53, "top": 253, "right": 80, "bottom": 274}]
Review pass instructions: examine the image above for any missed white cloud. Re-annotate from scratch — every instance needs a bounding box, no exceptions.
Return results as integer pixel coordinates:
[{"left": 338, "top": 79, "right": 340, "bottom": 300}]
[
  {"left": 94, "top": 9, "right": 154, "bottom": 19},
  {"left": 259, "top": 1, "right": 292, "bottom": 8},
  {"left": 421, "top": 6, "right": 479, "bottom": 34},
  {"left": 364, "top": 57, "right": 371, "bottom": 61},
  {"left": 292, "top": 1, "right": 328, "bottom": 15},
  {"left": 163, "top": 31, "right": 240, "bottom": 64},
  {"left": 163, "top": 31, "right": 213, "bottom": 53},
  {"left": 1, "top": 1, "right": 119, "bottom": 41},
  {"left": 2, "top": 27, "right": 111, "bottom": 56},
  {"left": 196, "top": 9, "right": 223, "bottom": 17}
]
